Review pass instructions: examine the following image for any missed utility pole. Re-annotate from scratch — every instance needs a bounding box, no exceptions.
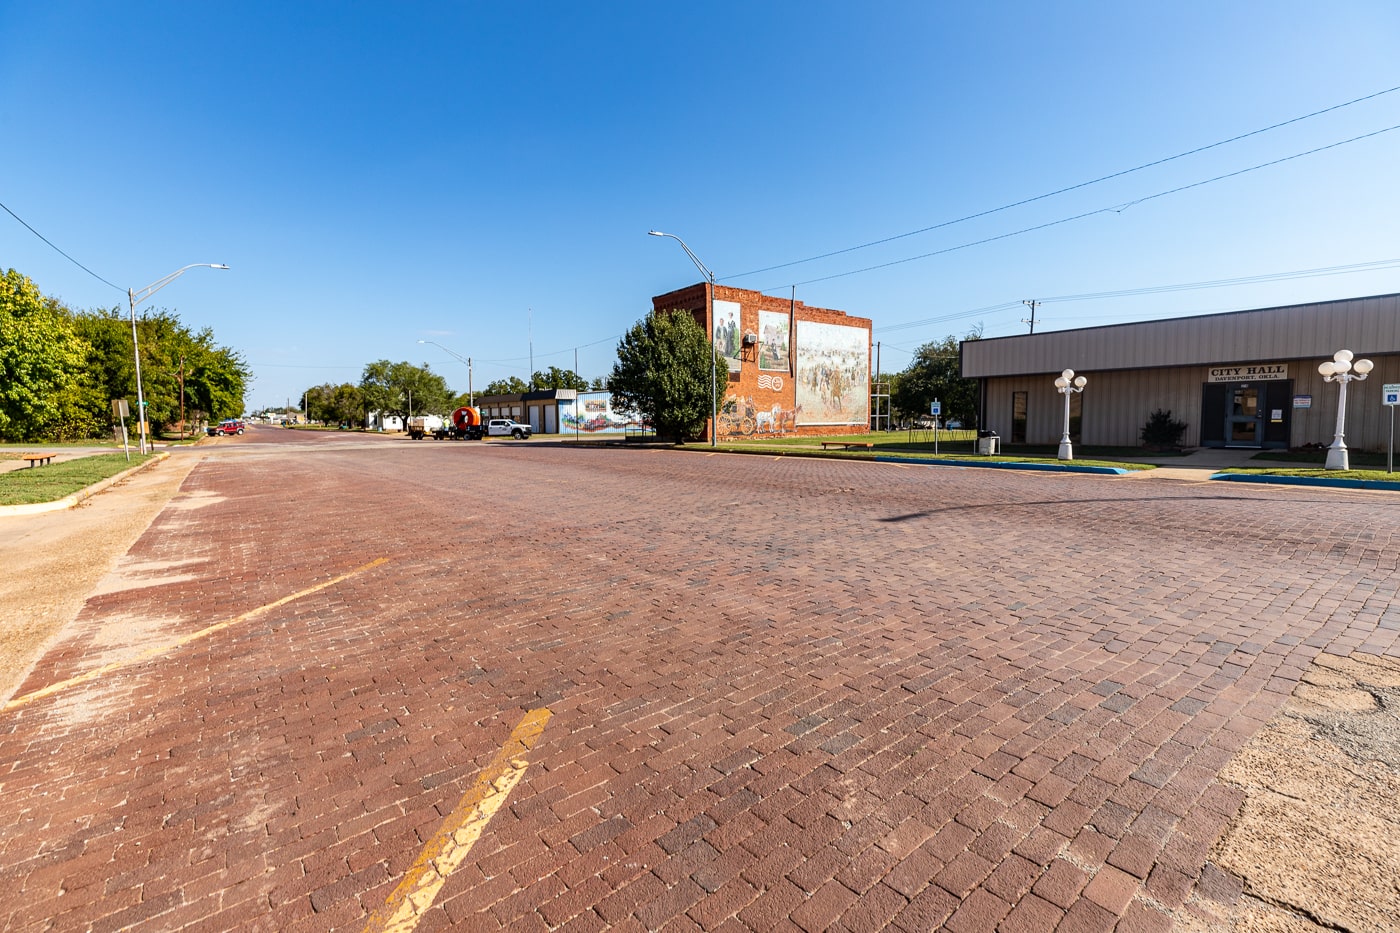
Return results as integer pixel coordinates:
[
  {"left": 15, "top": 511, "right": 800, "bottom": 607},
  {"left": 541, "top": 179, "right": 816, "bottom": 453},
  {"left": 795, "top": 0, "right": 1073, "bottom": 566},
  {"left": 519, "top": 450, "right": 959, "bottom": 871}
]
[{"left": 1021, "top": 299, "right": 1039, "bottom": 334}]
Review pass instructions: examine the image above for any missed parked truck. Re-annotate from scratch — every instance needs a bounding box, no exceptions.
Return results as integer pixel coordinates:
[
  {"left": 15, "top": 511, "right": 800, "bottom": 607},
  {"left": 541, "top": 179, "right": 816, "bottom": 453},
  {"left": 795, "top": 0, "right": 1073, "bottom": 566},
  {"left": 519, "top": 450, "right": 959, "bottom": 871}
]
[{"left": 409, "top": 407, "right": 532, "bottom": 441}]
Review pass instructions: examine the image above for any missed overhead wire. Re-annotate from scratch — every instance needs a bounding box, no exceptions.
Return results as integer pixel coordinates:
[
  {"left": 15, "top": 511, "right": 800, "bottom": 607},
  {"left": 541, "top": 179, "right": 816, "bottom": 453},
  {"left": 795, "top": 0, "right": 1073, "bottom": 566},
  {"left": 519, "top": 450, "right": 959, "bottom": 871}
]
[
  {"left": 771, "top": 122, "right": 1400, "bottom": 293},
  {"left": 723, "top": 84, "right": 1400, "bottom": 282},
  {"left": 0, "top": 198, "right": 125, "bottom": 293}
]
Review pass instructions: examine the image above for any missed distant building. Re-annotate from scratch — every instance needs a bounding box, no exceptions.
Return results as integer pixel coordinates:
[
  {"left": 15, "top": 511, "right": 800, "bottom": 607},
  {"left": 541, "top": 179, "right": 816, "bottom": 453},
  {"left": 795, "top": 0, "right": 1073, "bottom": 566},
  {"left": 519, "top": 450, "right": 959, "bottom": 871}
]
[
  {"left": 653, "top": 283, "right": 873, "bottom": 441},
  {"left": 961, "top": 293, "right": 1400, "bottom": 450}
]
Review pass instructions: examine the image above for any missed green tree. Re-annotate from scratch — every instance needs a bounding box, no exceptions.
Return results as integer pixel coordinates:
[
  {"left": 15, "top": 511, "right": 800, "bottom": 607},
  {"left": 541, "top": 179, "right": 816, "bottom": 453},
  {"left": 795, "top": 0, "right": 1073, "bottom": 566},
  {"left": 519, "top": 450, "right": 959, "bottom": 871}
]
[
  {"left": 480, "top": 376, "right": 530, "bottom": 396},
  {"left": 0, "top": 269, "right": 100, "bottom": 441},
  {"left": 891, "top": 331, "right": 982, "bottom": 428},
  {"left": 530, "top": 366, "right": 590, "bottom": 390},
  {"left": 360, "top": 360, "right": 453, "bottom": 426},
  {"left": 304, "top": 382, "right": 365, "bottom": 426},
  {"left": 608, "top": 309, "right": 722, "bottom": 443},
  {"left": 72, "top": 308, "right": 248, "bottom": 432}
]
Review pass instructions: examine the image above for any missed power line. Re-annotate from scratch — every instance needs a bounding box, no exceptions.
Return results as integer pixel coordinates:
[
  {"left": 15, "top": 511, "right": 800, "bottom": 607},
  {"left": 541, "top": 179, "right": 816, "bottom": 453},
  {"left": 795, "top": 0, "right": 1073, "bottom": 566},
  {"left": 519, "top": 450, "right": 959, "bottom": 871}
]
[
  {"left": 723, "top": 84, "right": 1400, "bottom": 282},
  {"left": 0, "top": 198, "right": 124, "bottom": 293},
  {"left": 773, "top": 123, "right": 1400, "bottom": 292},
  {"left": 874, "top": 256, "right": 1400, "bottom": 336}
]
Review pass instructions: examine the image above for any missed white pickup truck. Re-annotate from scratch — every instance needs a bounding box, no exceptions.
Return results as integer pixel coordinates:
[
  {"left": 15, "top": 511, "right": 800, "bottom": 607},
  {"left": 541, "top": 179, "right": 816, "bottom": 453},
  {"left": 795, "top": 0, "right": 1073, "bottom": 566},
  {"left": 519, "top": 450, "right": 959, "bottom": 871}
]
[{"left": 485, "top": 418, "right": 531, "bottom": 439}]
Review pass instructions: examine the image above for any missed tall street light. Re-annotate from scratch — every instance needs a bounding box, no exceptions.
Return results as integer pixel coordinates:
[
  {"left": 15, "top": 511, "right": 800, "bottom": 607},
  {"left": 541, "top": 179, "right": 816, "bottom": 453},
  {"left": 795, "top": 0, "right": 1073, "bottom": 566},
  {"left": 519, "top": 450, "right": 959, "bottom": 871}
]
[
  {"left": 418, "top": 339, "right": 473, "bottom": 405},
  {"left": 1054, "top": 369, "right": 1087, "bottom": 460},
  {"left": 648, "top": 230, "right": 717, "bottom": 447},
  {"left": 1319, "top": 348, "right": 1373, "bottom": 470},
  {"left": 129, "top": 263, "right": 230, "bottom": 454}
]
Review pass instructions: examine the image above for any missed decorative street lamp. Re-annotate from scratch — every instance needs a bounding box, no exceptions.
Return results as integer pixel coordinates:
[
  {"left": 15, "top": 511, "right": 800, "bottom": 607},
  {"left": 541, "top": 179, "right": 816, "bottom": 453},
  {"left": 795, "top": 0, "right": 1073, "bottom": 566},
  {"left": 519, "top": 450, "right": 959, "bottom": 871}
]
[
  {"left": 128, "top": 263, "right": 230, "bottom": 454},
  {"left": 1054, "top": 368, "right": 1087, "bottom": 460},
  {"left": 419, "top": 339, "right": 473, "bottom": 405},
  {"left": 1319, "top": 348, "right": 1373, "bottom": 470},
  {"left": 649, "top": 230, "right": 717, "bottom": 447}
]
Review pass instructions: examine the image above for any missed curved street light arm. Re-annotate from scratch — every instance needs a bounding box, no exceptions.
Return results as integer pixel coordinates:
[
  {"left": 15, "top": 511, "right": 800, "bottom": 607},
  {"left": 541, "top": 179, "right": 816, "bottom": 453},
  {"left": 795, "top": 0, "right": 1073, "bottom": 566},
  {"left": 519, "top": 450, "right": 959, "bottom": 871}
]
[
  {"left": 130, "top": 263, "right": 230, "bottom": 308},
  {"left": 648, "top": 231, "right": 715, "bottom": 284}
]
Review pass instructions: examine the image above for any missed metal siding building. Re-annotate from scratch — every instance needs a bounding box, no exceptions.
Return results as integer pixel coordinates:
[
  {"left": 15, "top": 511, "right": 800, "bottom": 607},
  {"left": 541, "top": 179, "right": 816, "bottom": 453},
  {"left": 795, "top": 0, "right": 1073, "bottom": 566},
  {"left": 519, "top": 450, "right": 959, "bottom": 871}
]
[{"left": 961, "top": 293, "right": 1400, "bottom": 449}]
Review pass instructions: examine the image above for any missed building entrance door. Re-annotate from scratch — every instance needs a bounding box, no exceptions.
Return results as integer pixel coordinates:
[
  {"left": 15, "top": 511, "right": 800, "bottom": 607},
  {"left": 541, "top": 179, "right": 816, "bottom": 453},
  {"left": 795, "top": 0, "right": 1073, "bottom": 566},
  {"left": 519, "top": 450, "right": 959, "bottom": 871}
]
[
  {"left": 1201, "top": 379, "right": 1292, "bottom": 449},
  {"left": 1226, "top": 384, "right": 1263, "bottom": 446}
]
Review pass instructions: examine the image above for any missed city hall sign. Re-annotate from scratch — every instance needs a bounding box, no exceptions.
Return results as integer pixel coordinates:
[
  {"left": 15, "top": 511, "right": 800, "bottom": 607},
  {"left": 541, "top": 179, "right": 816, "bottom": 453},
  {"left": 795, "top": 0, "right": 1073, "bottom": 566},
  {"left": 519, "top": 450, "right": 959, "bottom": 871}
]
[{"left": 1207, "top": 363, "right": 1289, "bottom": 383}]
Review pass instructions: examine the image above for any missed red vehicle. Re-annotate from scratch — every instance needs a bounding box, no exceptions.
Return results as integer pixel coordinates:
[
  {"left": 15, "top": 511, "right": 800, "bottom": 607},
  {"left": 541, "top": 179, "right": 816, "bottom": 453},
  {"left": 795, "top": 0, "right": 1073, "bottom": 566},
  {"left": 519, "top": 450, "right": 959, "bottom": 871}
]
[{"left": 207, "top": 419, "right": 245, "bottom": 436}]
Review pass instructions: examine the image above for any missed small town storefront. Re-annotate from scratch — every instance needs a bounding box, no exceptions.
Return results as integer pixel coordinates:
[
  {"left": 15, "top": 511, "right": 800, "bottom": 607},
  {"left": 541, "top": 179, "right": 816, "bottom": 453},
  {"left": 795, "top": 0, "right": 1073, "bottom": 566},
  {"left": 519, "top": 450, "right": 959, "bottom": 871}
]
[{"left": 960, "top": 293, "right": 1400, "bottom": 452}]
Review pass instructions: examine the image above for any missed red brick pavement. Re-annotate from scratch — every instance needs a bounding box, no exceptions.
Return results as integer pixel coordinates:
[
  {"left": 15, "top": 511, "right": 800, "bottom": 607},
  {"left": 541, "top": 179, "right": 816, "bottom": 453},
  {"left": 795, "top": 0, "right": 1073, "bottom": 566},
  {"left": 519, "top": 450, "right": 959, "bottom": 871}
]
[{"left": 2, "top": 431, "right": 1398, "bottom": 930}]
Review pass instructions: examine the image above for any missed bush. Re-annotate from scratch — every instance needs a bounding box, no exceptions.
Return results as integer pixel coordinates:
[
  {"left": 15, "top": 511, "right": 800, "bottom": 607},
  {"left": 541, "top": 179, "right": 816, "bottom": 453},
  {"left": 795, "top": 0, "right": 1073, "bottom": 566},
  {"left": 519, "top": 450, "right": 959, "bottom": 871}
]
[{"left": 1140, "top": 409, "right": 1187, "bottom": 449}]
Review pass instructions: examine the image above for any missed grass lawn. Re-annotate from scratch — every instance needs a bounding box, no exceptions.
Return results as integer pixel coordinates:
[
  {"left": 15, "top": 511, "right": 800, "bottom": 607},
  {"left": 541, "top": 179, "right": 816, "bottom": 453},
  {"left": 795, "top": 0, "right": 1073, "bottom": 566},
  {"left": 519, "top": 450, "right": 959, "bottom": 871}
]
[
  {"left": 1222, "top": 448, "right": 1398, "bottom": 482},
  {"left": 697, "top": 433, "right": 1156, "bottom": 471},
  {"left": 0, "top": 440, "right": 118, "bottom": 451},
  {"left": 0, "top": 453, "right": 155, "bottom": 506}
]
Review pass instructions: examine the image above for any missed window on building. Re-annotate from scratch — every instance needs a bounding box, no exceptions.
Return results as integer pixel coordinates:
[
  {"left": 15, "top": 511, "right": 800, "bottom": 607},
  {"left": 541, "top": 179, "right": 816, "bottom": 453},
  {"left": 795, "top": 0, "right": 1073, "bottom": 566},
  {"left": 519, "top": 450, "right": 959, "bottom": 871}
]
[
  {"left": 1012, "top": 391, "right": 1027, "bottom": 444},
  {"left": 1069, "top": 391, "right": 1082, "bottom": 443}
]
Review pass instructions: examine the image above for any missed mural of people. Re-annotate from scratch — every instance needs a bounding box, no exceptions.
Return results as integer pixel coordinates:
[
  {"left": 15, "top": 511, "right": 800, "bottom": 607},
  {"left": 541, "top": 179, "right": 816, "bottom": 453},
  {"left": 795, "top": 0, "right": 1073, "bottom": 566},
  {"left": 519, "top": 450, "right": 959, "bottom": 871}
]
[
  {"left": 712, "top": 299, "right": 743, "bottom": 372},
  {"left": 795, "top": 320, "right": 870, "bottom": 425},
  {"left": 758, "top": 310, "right": 790, "bottom": 372}
]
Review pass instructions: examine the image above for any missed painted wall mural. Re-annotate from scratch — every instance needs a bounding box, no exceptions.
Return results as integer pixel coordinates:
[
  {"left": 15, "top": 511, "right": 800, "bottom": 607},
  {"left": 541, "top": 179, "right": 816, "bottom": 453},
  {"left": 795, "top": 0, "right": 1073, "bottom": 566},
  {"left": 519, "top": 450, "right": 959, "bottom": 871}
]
[
  {"left": 559, "top": 391, "right": 647, "bottom": 435},
  {"left": 712, "top": 299, "right": 743, "bottom": 373},
  {"left": 795, "top": 321, "right": 870, "bottom": 426},
  {"left": 720, "top": 394, "right": 797, "bottom": 436},
  {"left": 758, "top": 310, "right": 790, "bottom": 372}
]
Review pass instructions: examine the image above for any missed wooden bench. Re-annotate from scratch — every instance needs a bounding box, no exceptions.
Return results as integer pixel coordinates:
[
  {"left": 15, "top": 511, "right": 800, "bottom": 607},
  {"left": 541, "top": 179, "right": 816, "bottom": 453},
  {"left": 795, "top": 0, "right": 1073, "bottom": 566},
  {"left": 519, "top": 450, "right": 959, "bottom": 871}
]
[
  {"left": 820, "top": 441, "right": 873, "bottom": 451},
  {"left": 20, "top": 453, "right": 56, "bottom": 468}
]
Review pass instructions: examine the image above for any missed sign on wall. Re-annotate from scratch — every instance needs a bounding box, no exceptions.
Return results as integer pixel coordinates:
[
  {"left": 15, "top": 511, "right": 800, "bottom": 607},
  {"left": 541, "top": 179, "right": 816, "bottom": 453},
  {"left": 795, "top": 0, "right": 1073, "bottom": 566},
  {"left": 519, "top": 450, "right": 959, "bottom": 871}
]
[{"left": 1207, "top": 363, "right": 1289, "bottom": 383}]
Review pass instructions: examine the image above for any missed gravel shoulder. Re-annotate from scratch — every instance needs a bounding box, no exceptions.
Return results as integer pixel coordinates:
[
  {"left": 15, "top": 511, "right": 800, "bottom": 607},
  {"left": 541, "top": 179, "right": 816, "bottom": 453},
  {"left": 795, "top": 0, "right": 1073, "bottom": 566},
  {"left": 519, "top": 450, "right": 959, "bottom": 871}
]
[{"left": 0, "top": 451, "right": 204, "bottom": 703}]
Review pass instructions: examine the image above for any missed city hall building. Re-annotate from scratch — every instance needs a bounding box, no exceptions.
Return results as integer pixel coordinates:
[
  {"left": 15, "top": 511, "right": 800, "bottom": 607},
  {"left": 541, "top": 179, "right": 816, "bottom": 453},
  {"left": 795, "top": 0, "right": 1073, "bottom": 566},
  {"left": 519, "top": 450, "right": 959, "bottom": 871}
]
[{"left": 960, "top": 293, "right": 1400, "bottom": 450}]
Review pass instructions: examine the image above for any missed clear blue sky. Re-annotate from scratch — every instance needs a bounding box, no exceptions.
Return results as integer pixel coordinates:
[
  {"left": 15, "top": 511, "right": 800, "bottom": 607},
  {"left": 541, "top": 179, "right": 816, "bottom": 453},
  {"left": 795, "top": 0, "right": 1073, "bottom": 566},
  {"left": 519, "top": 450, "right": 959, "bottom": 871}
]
[{"left": 3, "top": 1, "right": 1398, "bottom": 410}]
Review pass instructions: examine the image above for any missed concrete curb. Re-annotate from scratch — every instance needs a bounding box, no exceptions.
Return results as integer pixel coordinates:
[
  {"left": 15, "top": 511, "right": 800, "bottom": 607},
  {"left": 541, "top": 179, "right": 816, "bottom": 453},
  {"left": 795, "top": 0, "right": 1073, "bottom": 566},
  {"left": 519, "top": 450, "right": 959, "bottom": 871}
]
[
  {"left": 1210, "top": 471, "right": 1400, "bottom": 492},
  {"left": 875, "top": 455, "right": 1131, "bottom": 475},
  {"left": 0, "top": 452, "right": 170, "bottom": 517}
]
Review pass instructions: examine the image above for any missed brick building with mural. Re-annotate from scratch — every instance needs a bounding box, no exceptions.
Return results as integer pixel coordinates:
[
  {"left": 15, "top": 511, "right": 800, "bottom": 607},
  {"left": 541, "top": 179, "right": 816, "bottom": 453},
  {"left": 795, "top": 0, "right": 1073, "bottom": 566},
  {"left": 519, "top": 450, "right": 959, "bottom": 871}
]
[{"left": 652, "top": 284, "right": 873, "bottom": 441}]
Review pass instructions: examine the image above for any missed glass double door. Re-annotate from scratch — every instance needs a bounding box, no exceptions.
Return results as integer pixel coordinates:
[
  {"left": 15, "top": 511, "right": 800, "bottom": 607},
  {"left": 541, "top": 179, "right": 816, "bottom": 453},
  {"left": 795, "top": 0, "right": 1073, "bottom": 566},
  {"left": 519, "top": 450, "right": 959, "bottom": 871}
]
[
  {"left": 1200, "top": 380, "right": 1291, "bottom": 448},
  {"left": 1227, "top": 383, "right": 1264, "bottom": 445}
]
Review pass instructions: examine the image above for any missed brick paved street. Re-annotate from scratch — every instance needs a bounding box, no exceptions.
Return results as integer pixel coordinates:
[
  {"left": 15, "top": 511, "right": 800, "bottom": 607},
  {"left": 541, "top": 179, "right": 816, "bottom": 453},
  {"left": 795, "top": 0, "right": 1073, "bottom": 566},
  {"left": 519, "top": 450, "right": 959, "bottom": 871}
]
[{"left": 2, "top": 427, "right": 1398, "bottom": 931}]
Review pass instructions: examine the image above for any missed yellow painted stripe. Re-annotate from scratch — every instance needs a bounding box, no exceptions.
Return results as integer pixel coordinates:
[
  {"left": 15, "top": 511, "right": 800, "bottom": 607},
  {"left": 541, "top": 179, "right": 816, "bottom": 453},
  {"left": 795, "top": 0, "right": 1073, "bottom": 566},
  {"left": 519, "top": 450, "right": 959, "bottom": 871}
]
[
  {"left": 364, "top": 708, "right": 553, "bottom": 933},
  {"left": 3, "top": 557, "right": 389, "bottom": 713}
]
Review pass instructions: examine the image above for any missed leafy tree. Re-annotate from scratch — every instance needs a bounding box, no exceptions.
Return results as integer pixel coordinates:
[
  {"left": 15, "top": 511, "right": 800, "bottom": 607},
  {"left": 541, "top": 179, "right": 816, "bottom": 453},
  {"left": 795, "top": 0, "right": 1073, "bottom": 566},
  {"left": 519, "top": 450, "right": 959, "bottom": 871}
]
[
  {"left": 589, "top": 376, "right": 608, "bottom": 391},
  {"left": 530, "top": 366, "right": 590, "bottom": 391},
  {"left": 72, "top": 307, "right": 249, "bottom": 432},
  {"left": 608, "top": 309, "right": 722, "bottom": 442},
  {"left": 0, "top": 269, "right": 98, "bottom": 440},
  {"left": 480, "top": 376, "right": 530, "bottom": 396},
  {"left": 303, "top": 383, "right": 366, "bottom": 426},
  {"left": 360, "top": 360, "right": 453, "bottom": 426},
  {"left": 891, "top": 331, "right": 982, "bottom": 428}
]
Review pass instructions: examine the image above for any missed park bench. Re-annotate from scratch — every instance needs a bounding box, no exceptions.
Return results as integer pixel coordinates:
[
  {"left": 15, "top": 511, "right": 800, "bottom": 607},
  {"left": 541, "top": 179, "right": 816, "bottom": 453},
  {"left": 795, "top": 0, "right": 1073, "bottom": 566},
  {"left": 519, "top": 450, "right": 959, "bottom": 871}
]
[
  {"left": 819, "top": 441, "right": 873, "bottom": 451},
  {"left": 20, "top": 453, "right": 56, "bottom": 467}
]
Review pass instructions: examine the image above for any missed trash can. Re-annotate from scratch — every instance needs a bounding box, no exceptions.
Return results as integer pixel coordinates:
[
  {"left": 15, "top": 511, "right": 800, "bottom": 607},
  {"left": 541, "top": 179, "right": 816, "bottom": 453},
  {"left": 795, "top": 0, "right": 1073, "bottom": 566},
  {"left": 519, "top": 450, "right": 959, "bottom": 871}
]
[{"left": 977, "top": 430, "right": 1000, "bottom": 455}]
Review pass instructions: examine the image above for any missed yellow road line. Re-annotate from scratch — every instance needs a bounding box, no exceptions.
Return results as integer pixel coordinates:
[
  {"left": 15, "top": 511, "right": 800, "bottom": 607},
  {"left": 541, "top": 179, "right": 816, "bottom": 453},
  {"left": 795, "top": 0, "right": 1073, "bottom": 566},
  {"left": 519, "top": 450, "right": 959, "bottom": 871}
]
[
  {"left": 364, "top": 708, "right": 553, "bottom": 933},
  {"left": 3, "top": 557, "right": 389, "bottom": 713}
]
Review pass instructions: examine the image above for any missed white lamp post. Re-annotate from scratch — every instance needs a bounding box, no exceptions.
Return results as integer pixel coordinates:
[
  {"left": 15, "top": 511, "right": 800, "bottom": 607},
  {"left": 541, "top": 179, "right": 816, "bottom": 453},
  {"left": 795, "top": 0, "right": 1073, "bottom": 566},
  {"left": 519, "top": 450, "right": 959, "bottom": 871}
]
[
  {"left": 128, "top": 263, "right": 230, "bottom": 454},
  {"left": 649, "top": 230, "right": 717, "bottom": 447},
  {"left": 419, "top": 339, "right": 473, "bottom": 405},
  {"left": 1054, "top": 369, "right": 1087, "bottom": 460},
  {"left": 1319, "top": 349, "right": 1373, "bottom": 470}
]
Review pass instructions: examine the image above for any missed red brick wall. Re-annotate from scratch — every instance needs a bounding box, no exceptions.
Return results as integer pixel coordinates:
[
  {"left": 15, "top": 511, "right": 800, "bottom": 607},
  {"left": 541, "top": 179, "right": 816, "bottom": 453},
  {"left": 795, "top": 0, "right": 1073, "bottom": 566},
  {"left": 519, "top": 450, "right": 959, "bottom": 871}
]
[{"left": 652, "top": 284, "right": 873, "bottom": 440}]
